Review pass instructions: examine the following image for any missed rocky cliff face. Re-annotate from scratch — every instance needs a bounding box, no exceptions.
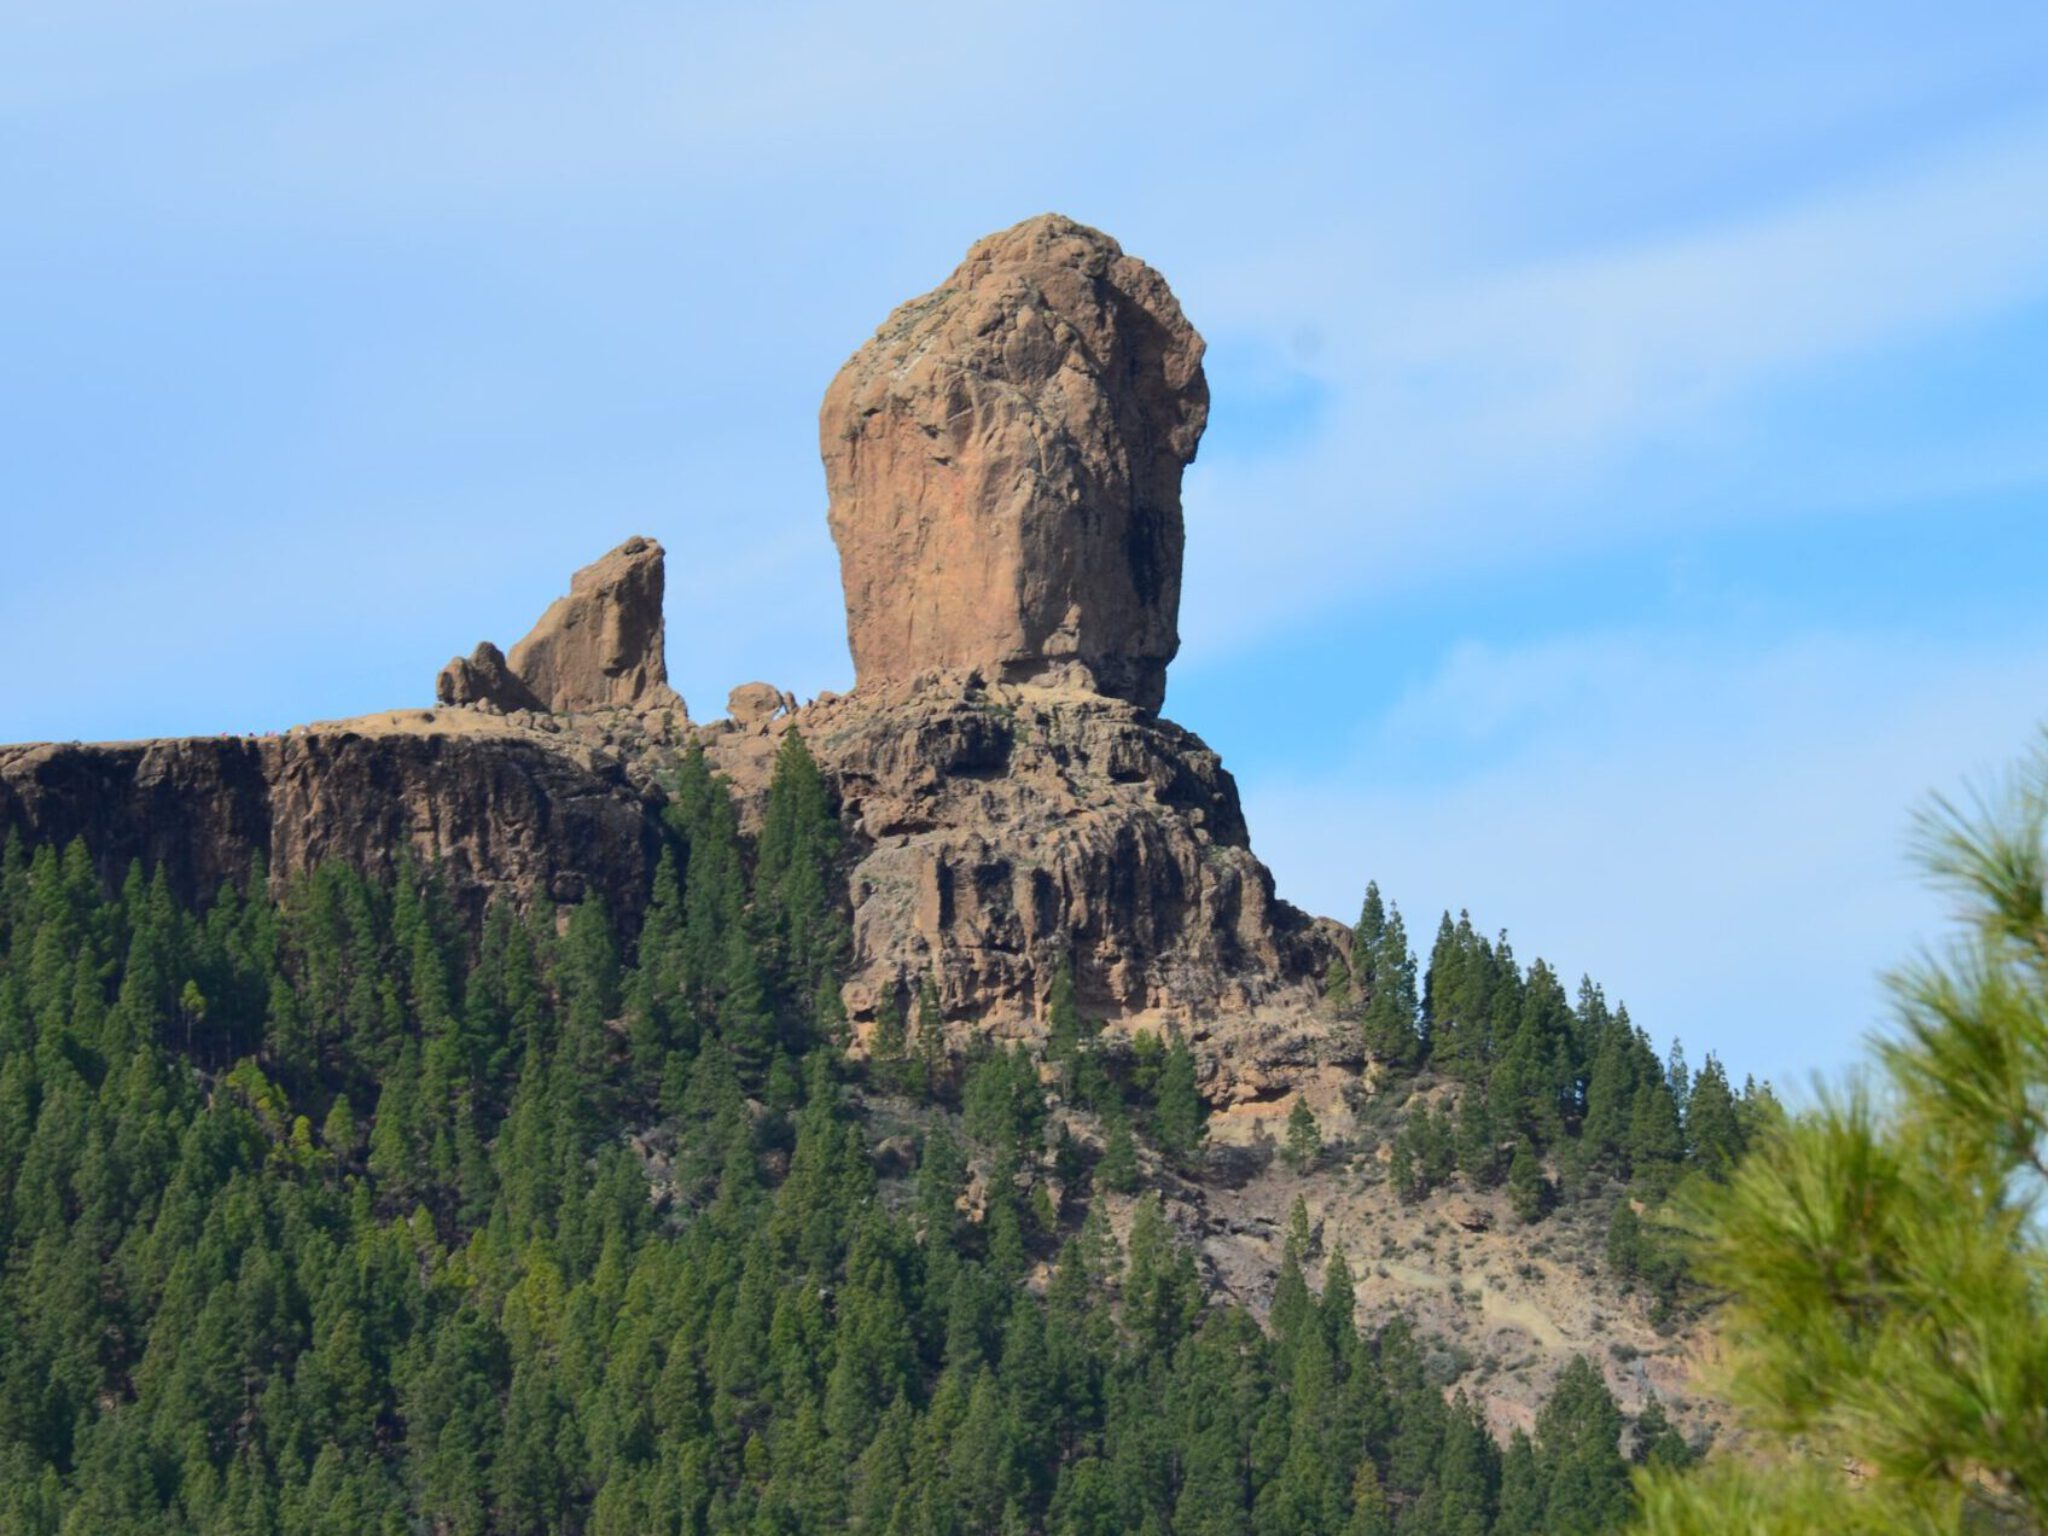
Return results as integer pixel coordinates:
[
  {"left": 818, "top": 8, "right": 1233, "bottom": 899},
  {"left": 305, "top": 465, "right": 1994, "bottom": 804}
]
[
  {"left": 696, "top": 674, "right": 1342, "bottom": 1104},
  {"left": 0, "top": 721, "right": 664, "bottom": 932},
  {"left": 822, "top": 215, "right": 1207, "bottom": 713}
]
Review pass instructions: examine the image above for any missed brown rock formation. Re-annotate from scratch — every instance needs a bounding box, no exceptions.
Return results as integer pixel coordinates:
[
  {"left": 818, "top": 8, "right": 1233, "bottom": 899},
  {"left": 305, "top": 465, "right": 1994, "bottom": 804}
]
[
  {"left": 726, "top": 682, "right": 793, "bottom": 729},
  {"left": 698, "top": 676, "right": 1341, "bottom": 1104},
  {"left": 821, "top": 214, "right": 1208, "bottom": 713},
  {"left": 435, "top": 641, "right": 543, "bottom": 712},
  {"left": 506, "top": 536, "right": 681, "bottom": 715},
  {"left": 0, "top": 218, "right": 1730, "bottom": 1449},
  {"left": 5, "top": 218, "right": 1333, "bottom": 1110},
  {"left": 0, "top": 724, "right": 664, "bottom": 932}
]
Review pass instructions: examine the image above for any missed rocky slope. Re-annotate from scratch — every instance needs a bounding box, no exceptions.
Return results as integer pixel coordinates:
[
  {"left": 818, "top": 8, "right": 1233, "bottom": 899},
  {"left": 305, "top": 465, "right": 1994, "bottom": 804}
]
[{"left": 696, "top": 673, "right": 1344, "bottom": 1107}]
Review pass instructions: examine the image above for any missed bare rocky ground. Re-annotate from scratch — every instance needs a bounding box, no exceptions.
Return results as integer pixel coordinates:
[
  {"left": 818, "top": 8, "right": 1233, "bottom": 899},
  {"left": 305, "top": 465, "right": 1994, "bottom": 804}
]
[{"left": 1189, "top": 1136, "right": 1721, "bottom": 1442}]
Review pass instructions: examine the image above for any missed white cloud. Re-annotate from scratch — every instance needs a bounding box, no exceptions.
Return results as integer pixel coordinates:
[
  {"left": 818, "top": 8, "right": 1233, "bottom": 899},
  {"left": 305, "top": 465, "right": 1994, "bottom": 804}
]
[{"left": 1238, "top": 622, "right": 2048, "bottom": 1087}]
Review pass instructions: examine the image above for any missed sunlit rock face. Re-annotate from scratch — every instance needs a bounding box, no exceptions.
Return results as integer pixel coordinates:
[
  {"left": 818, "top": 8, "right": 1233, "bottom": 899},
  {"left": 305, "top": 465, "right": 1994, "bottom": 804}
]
[
  {"left": 821, "top": 214, "right": 1208, "bottom": 713},
  {"left": 505, "top": 535, "right": 681, "bottom": 715}
]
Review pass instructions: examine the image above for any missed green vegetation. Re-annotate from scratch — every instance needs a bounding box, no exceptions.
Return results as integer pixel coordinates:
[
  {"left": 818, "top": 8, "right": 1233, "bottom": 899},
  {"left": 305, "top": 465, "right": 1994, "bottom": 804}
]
[
  {"left": 1352, "top": 884, "right": 1778, "bottom": 1312},
  {"left": 1635, "top": 741, "right": 2048, "bottom": 1534},
  {"left": 0, "top": 736, "right": 1656, "bottom": 1534},
  {"left": 1284, "top": 1096, "right": 1322, "bottom": 1173}
]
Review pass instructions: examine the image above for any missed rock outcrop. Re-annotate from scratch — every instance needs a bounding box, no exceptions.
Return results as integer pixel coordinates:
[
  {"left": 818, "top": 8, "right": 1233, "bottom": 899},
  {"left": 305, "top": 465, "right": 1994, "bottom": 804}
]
[
  {"left": 822, "top": 214, "right": 1208, "bottom": 713},
  {"left": 726, "top": 682, "right": 793, "bottom": 729},
  {"left": 5, "top": 215, "right": 1334, "bottom": 1106},
  {"left": 697, "top": 675, "right": 1340, "bottom": 1104},
  {"left": 0, "top": 217, "right": 1730, "bottom": 1451},
  {"left": 507, "top": 536, "right": 681, "bottom": 714},
  {"left": 0, "top": 724, "right": 664, "bottom": 933},
  {"left": 437, "top": 537, "right": 685, "bottom": 718},
  {"left": 436, "top": 641, "right": 543, "bottom": 712}
]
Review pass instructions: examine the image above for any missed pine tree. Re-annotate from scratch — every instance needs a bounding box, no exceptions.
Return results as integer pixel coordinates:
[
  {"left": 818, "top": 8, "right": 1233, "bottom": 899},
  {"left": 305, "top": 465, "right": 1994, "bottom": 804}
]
[
  {"left": 1454, "top": 1085, "right": 1504, "bottom": 1187},
  {"left": 1123, "top": 1195, "right": 1199, "bottom": 1357},
  {"left": 869, "top": 986, "right": 909, "bottom": 1093},
  {"left": 1350, "top": 881, "right": 1387, "bottom": 1002},
  {"left": 1344, "top": 1456, "right": 1393, "bottom": 1536},
  {"left": 1283, "top": 1096, "right": 1321, "bottom": 1173},
  {"left": 1360, "top": 896, "right": 1421, "bottom": 1069},
  {"left": 1420, "top": 1102, "right": 1458, "bottom": 1189},
  {"left": 1152, "top": 1032, "right": 1205, "bottom": 1166},
  {"left": 1507, "top": 1136, "right": 1547, "bottom": 1224},
  {"left": 1578, "top": 1010, "right": 1635, "bottom": 1176},
  {"left": 1533, "top": 1355, "right": 1626, "bottom": 1535},
  {"left": 1097, "top": 1103, "right": 1139, "bottom": 1194},
  {"left": 1389, "top": 1125, "right": 1422, "bottom": 1204},
  {"left": 753, "top": 728, "right": 846, "bottom": 1026},
  {"left": 1603, "top": 1200, "right": 1643, "bottom": 1279},
  {"left": 1680, "top": 1052, "right": 1743, "bottom": 1173},
  {"left": 1640, "top": 739, "right": 2048, "bottom": 1532},
  {"left": 1495, "top": 1429, "right": 1544, "bottom": 1536},
  {"left": 1630, "top": 1396, "right": 1693, "bottom": 1471},
  {"left": 367, "top": 1039, "right": 424, "bottom": 1205},
  {"left": 914, "top": 971, "right": 946, "bottom": 1094},
  {"left": 1624, "top": 1074, "right": 1684, "bottom": 1191}
]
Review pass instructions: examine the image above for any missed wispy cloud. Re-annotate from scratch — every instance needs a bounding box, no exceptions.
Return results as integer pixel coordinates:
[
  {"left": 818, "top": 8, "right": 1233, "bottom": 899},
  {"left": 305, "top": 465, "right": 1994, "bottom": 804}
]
[{"left": 1185, "top": 110, "right": 2048, "bottom": 651}]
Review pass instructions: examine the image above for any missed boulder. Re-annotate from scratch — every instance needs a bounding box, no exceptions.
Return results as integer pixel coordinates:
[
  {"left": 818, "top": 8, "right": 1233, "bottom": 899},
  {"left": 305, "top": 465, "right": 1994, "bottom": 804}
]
[
  {"left": 821, "top": 214, "right": 1208, "bottom": 713},
  {"left": 727, "top": 681, "right": 787, "bottom": 728},
  {"left": 435, "top": 641, "right": 542, "bottom": 712},
  {"left": 506, "top": 536, "right": 682, "bottom": 714}
]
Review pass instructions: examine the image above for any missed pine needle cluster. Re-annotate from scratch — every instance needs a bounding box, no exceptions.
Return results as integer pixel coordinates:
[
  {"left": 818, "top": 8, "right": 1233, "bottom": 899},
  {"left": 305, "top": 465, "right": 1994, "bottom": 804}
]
[{"left": 1637, "top": 736, "right": 2048, "bottom": 1534}]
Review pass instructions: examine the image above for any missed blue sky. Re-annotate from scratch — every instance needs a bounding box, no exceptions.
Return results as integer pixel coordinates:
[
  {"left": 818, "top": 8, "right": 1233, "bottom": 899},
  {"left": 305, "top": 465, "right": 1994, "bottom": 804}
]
[{"left": 6, "top": 1, "right": 2048, "bottom": 1089}]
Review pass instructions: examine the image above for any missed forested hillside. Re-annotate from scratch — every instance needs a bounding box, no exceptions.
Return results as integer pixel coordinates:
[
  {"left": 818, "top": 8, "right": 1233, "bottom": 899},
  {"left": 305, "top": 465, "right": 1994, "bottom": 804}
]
[
  {"left": 1326, "top": 885, "right": 1780, "bottom": 1321},
  {"left": 1, "top": 735, "right": 1690, "bottom": 1535}
]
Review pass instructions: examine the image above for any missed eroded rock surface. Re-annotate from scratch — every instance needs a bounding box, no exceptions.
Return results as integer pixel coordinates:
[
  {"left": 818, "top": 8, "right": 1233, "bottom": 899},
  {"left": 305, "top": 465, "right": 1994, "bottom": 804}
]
[
  {"left": 698, "top": 676, "right": 1341, "bottom": 1103},
  {"left": 822, "top": 214, "right": 1208, "bottom": 712},
  {"left": 507, "top": 536, "right": 681, "bottom": 714}
]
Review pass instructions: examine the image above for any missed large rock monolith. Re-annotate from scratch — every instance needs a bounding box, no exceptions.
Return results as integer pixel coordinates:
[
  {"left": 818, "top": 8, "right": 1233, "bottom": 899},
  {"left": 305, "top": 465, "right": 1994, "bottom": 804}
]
[{"left": 821, "top": 214, "right": 1208, "bottom": 712}]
